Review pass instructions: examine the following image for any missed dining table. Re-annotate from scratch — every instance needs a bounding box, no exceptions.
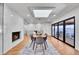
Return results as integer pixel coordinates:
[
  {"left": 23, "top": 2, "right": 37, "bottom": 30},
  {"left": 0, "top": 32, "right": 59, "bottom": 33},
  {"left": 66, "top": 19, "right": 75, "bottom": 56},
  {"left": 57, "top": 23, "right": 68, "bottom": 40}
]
[{"left": 33, "top": 34, "right": 47, "bottom": 38}]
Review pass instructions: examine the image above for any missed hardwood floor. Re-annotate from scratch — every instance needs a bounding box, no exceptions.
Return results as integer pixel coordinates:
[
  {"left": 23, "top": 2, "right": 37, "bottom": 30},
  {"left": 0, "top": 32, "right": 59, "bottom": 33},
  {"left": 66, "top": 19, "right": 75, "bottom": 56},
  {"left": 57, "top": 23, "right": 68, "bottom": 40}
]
[
  {"left": 48, "top": 36, "right": 79, "bottom": 55},
  {"left": 4, "top": 34, "right": 79, "bottom": 55},
  {"left": 4, "top": 34, "right": 30, "bottom": 55}
]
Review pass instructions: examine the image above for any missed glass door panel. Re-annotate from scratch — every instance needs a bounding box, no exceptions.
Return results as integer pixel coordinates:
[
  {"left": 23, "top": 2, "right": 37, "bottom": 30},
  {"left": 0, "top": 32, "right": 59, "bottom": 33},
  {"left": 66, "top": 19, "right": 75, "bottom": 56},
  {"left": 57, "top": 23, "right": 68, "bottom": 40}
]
[
  {"left": 59, "top": 22, "right": 64, "bottom": 41},
  {"left": 51, "top": 25, "right": 54, "bottom": 36},
  {"left": 65, "top": 18, "right": 75, "bottom": 47},
  {"left": 55, "top": 24, "right": 58, "bottom": 38}
]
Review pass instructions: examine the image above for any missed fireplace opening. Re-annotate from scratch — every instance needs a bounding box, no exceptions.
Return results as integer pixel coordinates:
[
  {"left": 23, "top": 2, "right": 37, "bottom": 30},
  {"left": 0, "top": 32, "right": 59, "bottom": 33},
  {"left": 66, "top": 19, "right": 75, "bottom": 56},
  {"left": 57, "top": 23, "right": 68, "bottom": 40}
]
[{"left": 12, "top": 31, "right": 20, "bottom": 42}]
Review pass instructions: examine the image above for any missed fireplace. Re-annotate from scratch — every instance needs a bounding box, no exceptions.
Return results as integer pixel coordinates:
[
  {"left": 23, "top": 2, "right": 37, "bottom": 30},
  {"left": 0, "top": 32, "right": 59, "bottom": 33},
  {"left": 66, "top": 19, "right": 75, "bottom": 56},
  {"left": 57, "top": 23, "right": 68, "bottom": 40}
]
[{"left": 12, "top": 31, "right": 20, "bottom": 42}]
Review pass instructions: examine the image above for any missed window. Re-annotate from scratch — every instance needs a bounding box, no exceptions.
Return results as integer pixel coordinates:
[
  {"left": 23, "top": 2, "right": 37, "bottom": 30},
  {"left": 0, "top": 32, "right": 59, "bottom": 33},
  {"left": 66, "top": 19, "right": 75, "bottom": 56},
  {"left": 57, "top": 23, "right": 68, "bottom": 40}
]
[
  {"left": 51, "top": 16, "right": 75, "bottom": 48},
  {"left": 51, "top": 24, "right": 55, "bottom": 36},
  {"left": 65, "top": 18, "right": 75, "bottom": 47},
  {"left": 55, "top": 24, "right": 58, "bottom": 38},
  {"left": 58, "top": 22, "right": 64, "bottom": 41}
]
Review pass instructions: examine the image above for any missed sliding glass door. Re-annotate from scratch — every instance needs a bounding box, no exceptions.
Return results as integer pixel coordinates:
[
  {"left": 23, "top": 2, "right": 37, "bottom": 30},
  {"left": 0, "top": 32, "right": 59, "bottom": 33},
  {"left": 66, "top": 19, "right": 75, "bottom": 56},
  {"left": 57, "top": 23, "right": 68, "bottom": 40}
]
[
  {"left": 51, "top": 16, "right": 75, "bottom": 48},
  {"left": 65, "top": 18, "right": 75, "bottom": 47},
  {"left": 58, "top": 22, "right": 64, "bottom": 41},
  {"left": 51, "top": 24, "right": 54, "bottom": 36},
  {"left": 55, "top": 24, "right": 58, "bottom": 38}
]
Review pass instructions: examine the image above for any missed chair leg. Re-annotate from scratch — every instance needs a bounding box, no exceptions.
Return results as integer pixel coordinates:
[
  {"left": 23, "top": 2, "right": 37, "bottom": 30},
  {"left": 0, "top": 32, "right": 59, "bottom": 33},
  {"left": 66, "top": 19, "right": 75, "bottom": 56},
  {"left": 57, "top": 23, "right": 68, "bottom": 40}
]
[
  {"left": 42, "top": 44, "right": 45, "bottom": 55},
  {"left": 34, "top": 44, "right": 37, "bottom": 54},
  {"left": 29, "top": 40, "right": 33, "bottom": 47},
  {"left": 33, "top": 41, "right": 35, "bottom": 50},
  {"left": 46, "top": 41, "right": 48, "bottom": 47},
  {"left": 44, "top": 42, "right": 47, "bottom": 50}
]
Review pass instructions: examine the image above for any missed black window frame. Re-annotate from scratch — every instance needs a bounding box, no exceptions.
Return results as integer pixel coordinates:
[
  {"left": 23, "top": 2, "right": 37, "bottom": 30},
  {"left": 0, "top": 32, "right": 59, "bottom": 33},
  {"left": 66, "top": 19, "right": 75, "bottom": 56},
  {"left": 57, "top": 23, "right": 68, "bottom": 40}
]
[
  {"left": 58, "top": 21, "right": 64, "bottom": 42},
  {"left": 64, "top": 17, "right": 75, "bottom": 48},
  {"left": 51, "top": 24, "right": 55, "bottom": 37},
  {"left": 51, "top": 16, "right": 75, "bottom": 48}
]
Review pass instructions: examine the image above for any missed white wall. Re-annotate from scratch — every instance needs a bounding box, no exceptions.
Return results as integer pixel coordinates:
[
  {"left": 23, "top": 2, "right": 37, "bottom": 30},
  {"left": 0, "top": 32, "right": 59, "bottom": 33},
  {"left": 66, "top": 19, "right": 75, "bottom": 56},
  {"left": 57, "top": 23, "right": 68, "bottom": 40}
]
[
  {"left": 52, "top": 7, "right": 79, "bottom": 51},
  {"left": 24, "top": 24, "right": 51, "bottom": 35},
  {"left": 0, "top": 4, "right": 3, "bottom": 54},
  {"left": 3, "top": 4, "right": 24, "bottom": 53},
  {"left": 41, "top": 24, "right": 51, "bottom": 35}
]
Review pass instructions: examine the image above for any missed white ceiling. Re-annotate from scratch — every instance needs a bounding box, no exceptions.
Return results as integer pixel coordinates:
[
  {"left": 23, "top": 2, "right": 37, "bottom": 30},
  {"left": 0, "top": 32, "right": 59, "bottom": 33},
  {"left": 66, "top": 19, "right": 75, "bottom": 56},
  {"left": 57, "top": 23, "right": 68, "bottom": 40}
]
[{"left": 6, "top": 3, "right": 79, "bottom": 24}]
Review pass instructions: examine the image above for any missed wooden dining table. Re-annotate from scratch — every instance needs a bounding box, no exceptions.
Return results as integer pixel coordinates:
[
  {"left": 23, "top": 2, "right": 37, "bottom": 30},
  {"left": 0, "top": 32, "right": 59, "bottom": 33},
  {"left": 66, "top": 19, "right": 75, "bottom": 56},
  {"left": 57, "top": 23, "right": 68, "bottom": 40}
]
[{"left": 33, "top": 34, "right": 46, "bottom": 38}]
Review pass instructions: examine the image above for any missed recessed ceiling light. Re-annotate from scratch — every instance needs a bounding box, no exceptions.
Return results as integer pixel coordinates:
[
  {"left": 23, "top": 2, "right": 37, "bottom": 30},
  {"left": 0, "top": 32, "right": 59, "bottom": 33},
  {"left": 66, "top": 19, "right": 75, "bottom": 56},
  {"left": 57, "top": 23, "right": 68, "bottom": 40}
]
[
  {"left": 0, "top": 29, "right": 1, "bottom": 33},
  {"left": 27, "top": 14, "right": 30, "bottom": 17},
  {"left": 30, "top": 24, "right": 33, "bottom": 27},
  {"left": 10, "top": 14, "right": 13, "bottom": 16},
  {"left": 33, "top": 10, "right": 52, "bottom": 18},
  {"left": 53, "top": 15, "right": 56, "bottom": 16},
  {"left": 0, "top": 26, "right": 2, "bottom": 33}
]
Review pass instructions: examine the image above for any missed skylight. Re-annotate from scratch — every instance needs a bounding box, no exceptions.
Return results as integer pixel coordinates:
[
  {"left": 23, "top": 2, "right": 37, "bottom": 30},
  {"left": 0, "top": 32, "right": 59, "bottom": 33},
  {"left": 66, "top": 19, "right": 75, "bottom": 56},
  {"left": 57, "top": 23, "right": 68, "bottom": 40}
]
[{"left": 33, "top": 10, "right": 52, "bottom": 18}]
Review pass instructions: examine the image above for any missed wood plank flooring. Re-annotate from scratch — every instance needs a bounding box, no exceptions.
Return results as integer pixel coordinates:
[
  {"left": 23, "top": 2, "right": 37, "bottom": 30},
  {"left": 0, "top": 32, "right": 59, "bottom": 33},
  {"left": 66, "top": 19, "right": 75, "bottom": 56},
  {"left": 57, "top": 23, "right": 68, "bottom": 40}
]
[
  {"left": 48, "top": 36, "right": 79, "bottom": 55},
  {"left": 4, "top": 34, "right": 79, "bottom": 55},
  {"left": 4, "top": 34, "right": 29, "bottom": 55}
]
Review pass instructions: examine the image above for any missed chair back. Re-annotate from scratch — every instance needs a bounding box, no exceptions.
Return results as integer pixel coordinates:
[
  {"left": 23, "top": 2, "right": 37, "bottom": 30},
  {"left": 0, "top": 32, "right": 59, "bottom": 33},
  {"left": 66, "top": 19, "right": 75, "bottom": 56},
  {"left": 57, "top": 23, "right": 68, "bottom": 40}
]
[
  {"left": 43, "top": 35, "right": 47, "bottom": 41},
  {"left": 30, "top": 34, "right": 36, "bottom": 41},
  {"left": 35, "top": 37, "right": 44, "bottom": 44}
]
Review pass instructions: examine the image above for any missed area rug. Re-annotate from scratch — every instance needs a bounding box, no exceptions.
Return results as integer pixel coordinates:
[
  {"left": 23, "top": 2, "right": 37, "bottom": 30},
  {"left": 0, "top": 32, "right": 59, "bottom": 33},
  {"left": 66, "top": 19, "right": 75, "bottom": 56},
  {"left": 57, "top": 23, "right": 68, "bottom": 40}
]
[{"left": 20, "top": 40, "right": 60, "bottom": 55}]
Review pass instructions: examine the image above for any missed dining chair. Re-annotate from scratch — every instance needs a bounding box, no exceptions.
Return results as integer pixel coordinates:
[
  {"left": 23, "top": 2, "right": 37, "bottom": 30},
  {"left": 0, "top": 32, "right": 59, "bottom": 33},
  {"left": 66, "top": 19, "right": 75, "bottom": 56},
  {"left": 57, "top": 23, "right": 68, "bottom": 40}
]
[
  {"left": 43, "top": 35, "right": 48, "bottom": 50},
  {"left": 30, "top": 34, "right": 36, "bottom": 48},
  {"left": 34, "top": 37, "right": 45, "bottom": 54}
]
